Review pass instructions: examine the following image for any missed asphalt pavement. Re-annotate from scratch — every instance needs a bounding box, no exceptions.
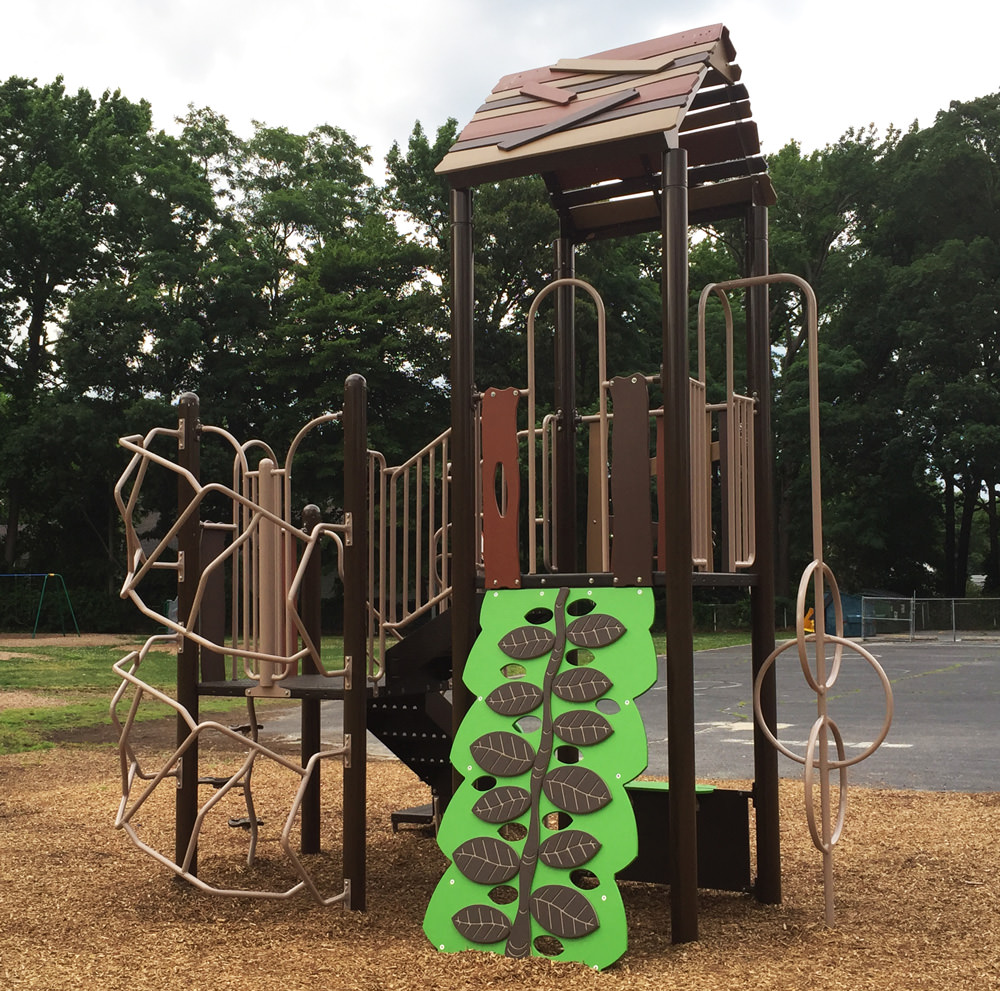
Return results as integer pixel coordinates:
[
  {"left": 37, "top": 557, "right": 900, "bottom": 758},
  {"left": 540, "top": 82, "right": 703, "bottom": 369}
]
[{"left": 264, "top": 637, "right": 1000, "bottom": 792}]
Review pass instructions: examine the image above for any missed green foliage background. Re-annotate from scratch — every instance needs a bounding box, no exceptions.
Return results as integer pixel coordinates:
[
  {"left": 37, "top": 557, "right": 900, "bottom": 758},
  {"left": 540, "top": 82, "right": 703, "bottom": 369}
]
[{"left": 2, "top": 76, "right": 1000, "bottom": 621}]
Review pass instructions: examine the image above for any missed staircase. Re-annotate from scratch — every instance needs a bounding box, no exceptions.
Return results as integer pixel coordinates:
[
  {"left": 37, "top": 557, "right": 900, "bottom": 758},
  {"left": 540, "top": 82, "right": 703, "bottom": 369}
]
[{"left": 366, "top": 610, "right": 455, "bottom": 812}]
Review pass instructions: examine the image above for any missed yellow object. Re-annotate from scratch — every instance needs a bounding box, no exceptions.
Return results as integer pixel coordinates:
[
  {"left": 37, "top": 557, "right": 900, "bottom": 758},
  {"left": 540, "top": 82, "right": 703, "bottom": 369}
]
[{"left": 803, "top": 607, "right": 815, "bottom": 634}]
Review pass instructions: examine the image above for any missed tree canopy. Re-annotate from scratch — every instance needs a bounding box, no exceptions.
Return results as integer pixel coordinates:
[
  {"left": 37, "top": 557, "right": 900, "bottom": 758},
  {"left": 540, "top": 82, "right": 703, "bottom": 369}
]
[{"left": 3, "top": 73, "right": 999, "bottom": 627}]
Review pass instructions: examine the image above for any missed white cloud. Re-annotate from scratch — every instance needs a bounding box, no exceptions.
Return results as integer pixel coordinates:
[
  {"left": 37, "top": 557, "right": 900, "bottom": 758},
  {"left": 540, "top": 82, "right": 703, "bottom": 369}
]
[{"left": 3, "top": 0, "right": 998, "bottom": 172}]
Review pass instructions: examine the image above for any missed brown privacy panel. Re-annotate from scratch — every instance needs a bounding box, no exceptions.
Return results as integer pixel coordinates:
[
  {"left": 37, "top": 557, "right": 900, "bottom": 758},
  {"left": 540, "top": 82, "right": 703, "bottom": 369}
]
[
  {"left": 586, "top": 421, "right": 605, "bottom": 573},
  {"left": 656, "top": 412, "right": 666, "bottom": 573},
  {"left": 198, "top": 528, "right": 228, "bottom": 681},
  {"left": 609, "top": 376, "right": 653, "bottom": 586},
  {"left": 482, "top": 388, "right": 522, "bottom": 589}
]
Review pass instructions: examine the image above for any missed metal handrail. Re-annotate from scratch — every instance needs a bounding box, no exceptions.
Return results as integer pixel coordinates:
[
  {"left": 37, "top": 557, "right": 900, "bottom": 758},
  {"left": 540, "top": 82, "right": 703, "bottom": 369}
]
[{"left": 370, "top": 427, "right": 456, "bottom": 682}]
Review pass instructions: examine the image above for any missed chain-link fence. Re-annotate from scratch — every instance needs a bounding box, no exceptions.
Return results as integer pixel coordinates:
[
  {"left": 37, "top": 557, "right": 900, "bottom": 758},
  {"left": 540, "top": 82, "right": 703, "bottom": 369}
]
[{"left": 861, "top": 595, "right": 1000, "bottom": 641}]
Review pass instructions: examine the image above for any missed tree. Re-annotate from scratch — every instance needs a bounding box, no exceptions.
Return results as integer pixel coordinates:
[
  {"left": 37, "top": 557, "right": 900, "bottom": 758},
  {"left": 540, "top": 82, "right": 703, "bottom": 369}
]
[
  {"left": 866, "top": 94, "right": 1000, "bottom": 594},
  {"left": 0, "top": 77, "right": 178, "bottom": 571}
]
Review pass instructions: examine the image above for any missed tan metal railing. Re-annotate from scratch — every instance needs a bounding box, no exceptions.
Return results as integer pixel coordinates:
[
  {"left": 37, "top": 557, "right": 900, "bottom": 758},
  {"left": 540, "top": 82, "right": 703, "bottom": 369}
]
[
  {"left": 696, "top": 283, "right": 757, "bottom": 571},
  {"left": 689, "top": 378, "right": 711, "bottom": 570},
  {"left": 369, "top": 427, "right": 460, "bottom": 681}
]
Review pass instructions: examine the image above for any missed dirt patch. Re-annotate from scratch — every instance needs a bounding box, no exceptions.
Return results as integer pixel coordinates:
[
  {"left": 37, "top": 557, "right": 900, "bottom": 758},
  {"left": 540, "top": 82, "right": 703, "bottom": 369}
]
[
  {"left": 0, "top": 745, "right": 997, "bottom": 990},
  {"left": 0, "top": 690, "right": 65, "bottom": 711},
  {"left": 0, "top": 632, "right": 145, "bottom": 648}
]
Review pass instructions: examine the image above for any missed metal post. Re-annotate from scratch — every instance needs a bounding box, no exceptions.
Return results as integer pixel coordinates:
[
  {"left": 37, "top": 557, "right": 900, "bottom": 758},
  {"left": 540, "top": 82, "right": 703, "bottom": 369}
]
[
  {"left": 660, "top": 147, "right": 698, "bottom": 943},
  {"left": 175, "top": 392, "right": 201, "bottom": 875},
  {"left": 553, "top": 234, "right": 577, "bottom": 572},
  {"left": 343, "top": 374, "right": 368, "bottom": 910},
  {"left": 450, "top": 188, "right": 477, "bottom": 755},
  {"left": 300, "top": 503, "right": 323, "bottom": 855},
  {"left": 746, "top": 204, "right": 781, "bottom": 904}
]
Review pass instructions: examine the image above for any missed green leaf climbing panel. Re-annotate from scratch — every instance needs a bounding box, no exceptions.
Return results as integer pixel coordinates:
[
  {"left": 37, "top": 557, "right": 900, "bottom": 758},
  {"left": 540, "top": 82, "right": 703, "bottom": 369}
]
[{"left": 423, "top": 586, "right": 657, "bottom": 970}]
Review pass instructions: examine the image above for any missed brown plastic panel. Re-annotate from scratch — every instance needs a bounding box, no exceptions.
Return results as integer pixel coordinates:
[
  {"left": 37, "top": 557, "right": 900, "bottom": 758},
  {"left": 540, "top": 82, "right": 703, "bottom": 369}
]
[
  {"left": 488, "top": 24, "right": 728, "bottom": 94},
  {"left": 481, "top": 387, "right": 522, "bottom": 589},
  {"left": 609, "top": 375, "right": 653, "bottom": 586}
]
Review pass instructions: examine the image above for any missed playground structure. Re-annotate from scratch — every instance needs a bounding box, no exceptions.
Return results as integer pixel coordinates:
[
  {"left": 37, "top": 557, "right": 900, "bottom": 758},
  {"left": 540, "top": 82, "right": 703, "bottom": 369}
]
[{"left": 111, "top": 23, "right": 893, "bottom": 965}]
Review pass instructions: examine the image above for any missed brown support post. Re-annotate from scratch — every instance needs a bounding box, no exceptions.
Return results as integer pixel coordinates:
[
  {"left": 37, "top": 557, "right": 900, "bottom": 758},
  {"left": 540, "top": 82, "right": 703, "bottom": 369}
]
[
  {"left": 175, "top": 392, "right": 200, "bottom": 875},
  {"left": 746, "top": 204, "right": 782, "bottom": 903},
  {"left": 450, "top": 188, "right": 476, "bottom": 752},
  {"left": 343, "top": 374, "right": 368, "bottom": 910},
  {"left": 661, "top": 148, "right": 698, "bottom": 943},
  {"left": 300, "top": 503, "right": 323, "bottom": 856},
  {"left": 553, "top": 234, "right": 577, "bottom": 572}
]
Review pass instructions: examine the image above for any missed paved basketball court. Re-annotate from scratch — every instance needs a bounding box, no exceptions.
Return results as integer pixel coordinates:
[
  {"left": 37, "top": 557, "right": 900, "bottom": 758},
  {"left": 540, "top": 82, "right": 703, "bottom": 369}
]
[
  {"left": 266, "top": 637, "right": 999, "bottom": 793},
  {"left": 653, "top": 638, "right": 1000, "bottom": 791}
]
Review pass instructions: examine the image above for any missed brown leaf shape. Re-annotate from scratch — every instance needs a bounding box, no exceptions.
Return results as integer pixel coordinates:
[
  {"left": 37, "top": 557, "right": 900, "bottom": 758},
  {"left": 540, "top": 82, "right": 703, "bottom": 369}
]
[
  {"left": 470, "top": 731, "right": 536, "bottom": 777},
  {"left": 552, "top": 667, "right": 613, "bottom": 702},
  {"left": 498, "top": 625, "right": 556, "bottom": 660},
  {"left": 471, "top": 785, "right": 531, "bottom": 824},
  {"left": 552, "top": 709, "right": 614, "bottom": 746},
  {"left": 538, "top": 829, "right": 601, "bottom": 869},
  {"left": 565, "top": 614, "right": 626, "bottom": 649},
  {"left": 452, "top": 904, "right": 512, "bottom": 944},
  {"left": 529, "top": 884, "right": 600, "bottom": 939},
  {"left": 542, "top": 765, "right": 612, "bottom": 814},
  {"left": 485, "top": 681, "right": 543, "bottom": 716},
  {"left": 453, "top": 836, "right": 521, "bottom": 885}
]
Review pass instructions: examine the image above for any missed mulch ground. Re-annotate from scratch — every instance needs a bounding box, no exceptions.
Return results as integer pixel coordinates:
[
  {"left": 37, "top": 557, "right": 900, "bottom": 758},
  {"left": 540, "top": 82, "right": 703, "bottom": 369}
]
[{"left": 1, "top": 740, "right": 998, "bottom": 991}]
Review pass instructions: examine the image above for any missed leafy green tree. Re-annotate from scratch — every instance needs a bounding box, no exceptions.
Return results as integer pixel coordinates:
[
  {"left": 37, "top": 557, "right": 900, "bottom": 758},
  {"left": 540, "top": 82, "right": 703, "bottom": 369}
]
[
  {"left": 864, "top": 94, "right": 1000, "bottom": 593},
  {"left": 0, "top": 77, "right": 180, "bottom": 573}
]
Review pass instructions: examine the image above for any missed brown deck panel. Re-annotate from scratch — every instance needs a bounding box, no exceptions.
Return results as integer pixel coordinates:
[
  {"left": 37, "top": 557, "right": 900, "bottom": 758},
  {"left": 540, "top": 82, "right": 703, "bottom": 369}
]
[
  {"left": 453, "top": 93, "right": 691, "bottom": 158},
  {"left": 555, "top": 173, "right": 662, "bottom": 209},
  {"left": 689, "top": 155, "right": 768, "bottom": 185},
  {"left": 553, "top": 54, "right": 688, "bottom": 75},
  {"left": 518, "top": 79, "right": 575, "bottom": 104},
  {"left": 435, "top": 106, "right": 683, "bottom": 181},
  {"left": 689, "top": 174, "right": 776, "bottom": 214},
  {"left": 550, "top": 153, "right": 657, "bottom": 191},
  {"left": 610, "top": 376, "right": 654, "bottom": 586},
  {"left": 458, "top": 73, "right": 698, "bottom": 145},
  {"left": 689, "top": 83, "right": 749, "bottom": 111},
  {"left": 569, "top": 196, "right": 659, "bottom": 234},
  {"left": 481, "top": 387, "right": 522, "bottom": 590},
  {"left": 489, "top": 24, "right": 729, "bottom": 94},
  {"left": 680, "top": 99, "right": 752, "bottom": 133},
  {"left": 565, "top": 174, "right": 777, "bottom": 240},
  {"left": 499, "top": 88, "right": 640, "bottom": 151},
  {"left": 461, "top": 87, "right": 638, "bottom": 147},
  {"left": 471, "top": 59, "right": 708, "bottom": 125},
  {"left": 482, "top": 47, "right": 717, "bottom": 115},
  {"left": 680, "top": 120, "right": 760, "bottom": 167}
]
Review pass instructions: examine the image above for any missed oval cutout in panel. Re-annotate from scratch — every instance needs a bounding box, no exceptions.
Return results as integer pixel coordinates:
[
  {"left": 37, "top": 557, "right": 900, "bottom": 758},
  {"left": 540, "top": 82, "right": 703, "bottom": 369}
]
[
  {"left": 543, "top": 810, "right": 574, "bottom": 831},
  {"left": 555, "top": 745, "right": 581, "bottom": 764},
  {"left": 524, "top": 606, "right": 553, "bottom": 624}
]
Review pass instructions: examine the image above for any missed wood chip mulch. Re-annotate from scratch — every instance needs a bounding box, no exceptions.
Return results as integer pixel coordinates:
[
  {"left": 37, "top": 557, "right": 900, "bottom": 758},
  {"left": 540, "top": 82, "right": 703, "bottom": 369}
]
[{"left": 0, "top": 746, "right": 997, "bottom": 991}]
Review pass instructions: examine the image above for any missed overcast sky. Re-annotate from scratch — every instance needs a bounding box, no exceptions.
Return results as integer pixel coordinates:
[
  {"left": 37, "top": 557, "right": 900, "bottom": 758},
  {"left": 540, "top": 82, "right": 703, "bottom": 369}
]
[{"left": 5, "top": 0, "right": 999, "bottom": 175}]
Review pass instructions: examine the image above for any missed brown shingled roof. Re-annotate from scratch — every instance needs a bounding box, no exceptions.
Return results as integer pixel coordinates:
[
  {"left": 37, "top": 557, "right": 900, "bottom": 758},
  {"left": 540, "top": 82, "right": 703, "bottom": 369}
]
[{"left": 436, "top": 24, "right": 776, "bottom": 239}]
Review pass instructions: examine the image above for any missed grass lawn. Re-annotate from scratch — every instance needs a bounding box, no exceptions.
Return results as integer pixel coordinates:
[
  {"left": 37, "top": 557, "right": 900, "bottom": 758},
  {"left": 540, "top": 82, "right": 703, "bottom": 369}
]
[
  {"left": 0, "top": 630, "right": 751, "bottom": 755},
  {"left": 0, "top": 634, "right": 346, "bottom": 754}
]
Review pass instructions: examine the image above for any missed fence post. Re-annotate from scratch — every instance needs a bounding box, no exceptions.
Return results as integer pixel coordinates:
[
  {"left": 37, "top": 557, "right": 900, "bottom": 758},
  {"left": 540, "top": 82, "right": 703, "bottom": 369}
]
[
  {"left": 342, "top": 374, "right": 368, "bottom": 911},
  {"left": 300, "top": 503, "right": 323, "bottom": 856},
  {"left": 175, "top": 392, "right": 200, "bottom": 876},
  {"left": 951, "top": 597, "right": 957, "bottom": 642}
]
